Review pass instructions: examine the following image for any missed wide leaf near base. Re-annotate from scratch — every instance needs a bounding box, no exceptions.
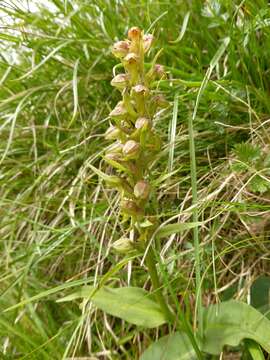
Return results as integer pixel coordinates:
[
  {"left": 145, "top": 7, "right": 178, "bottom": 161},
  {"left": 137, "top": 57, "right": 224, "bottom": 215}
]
[
  {"left": 203, "top": 300, "right": 270, "bottom": 354},
  {"left": 140, "top": 332, "right": 196, "bottom": 360},
  {"left": 140, "top": 300, "right": 270, "bottom": 357},
  {"left": 59, "top": 286, "right": 167, "bottom": 328}
]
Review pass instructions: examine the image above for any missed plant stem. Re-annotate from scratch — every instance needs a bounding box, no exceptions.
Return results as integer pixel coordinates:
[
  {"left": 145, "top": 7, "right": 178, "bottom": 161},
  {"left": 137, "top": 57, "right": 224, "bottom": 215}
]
[
  {"left": 188, "top": 113, "right": 203, "bottom": 336},
  {"left": 159, "top": 261, "right": 204, "bottom": 360},
  {"left": 145, "top": 247, "right": 174, "bottom": 323}
]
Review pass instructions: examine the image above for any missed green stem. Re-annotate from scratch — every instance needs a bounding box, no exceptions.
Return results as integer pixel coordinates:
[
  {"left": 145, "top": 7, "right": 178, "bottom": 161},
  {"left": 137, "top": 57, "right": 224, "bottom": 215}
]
[
  {"left": 159, "top": 261, "right": 204, "bottom": 360},
  {"left": 145, "top": 247, "right": 174, "bottom": 323},
  {"left": 188, "top": 113, "right": 203, "bottom": 336}
]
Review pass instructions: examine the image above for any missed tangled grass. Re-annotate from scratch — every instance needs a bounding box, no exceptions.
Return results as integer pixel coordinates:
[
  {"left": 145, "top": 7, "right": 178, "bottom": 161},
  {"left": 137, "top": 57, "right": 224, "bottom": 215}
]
[{"left": 1, "top": 0, "right": 270, "bottom": 358}]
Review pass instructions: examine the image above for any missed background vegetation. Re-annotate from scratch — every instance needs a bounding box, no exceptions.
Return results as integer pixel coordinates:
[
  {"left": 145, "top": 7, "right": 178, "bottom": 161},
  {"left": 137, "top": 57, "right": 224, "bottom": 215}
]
[{"left": 1, "top": 0, "right": 270, "bottom": 358}]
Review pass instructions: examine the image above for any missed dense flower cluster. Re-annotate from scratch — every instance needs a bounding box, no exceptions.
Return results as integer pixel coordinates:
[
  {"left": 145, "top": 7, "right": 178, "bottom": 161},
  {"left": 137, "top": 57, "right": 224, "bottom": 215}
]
[{"left": 105, "top": 27, "right": 168, "bottom": 252}]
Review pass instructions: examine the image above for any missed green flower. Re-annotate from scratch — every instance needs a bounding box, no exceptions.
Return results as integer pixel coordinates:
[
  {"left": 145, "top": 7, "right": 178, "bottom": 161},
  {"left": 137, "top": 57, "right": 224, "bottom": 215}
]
[
  {"left": 134, "top": 180, "right": 150, "bottom": 200},
  {"left": 112, "top": 237, "right": 134, "bottom": 253},
  {"left": 143, "top": 34, "right": 154, "bottom": 53},
  {"left": 122, "top": 140, "right": 140, "bottom": 159},
  {"left": 105, "top": 125, "right": 122, "bottom": 140},
  {"left": 112, "top": 40, "right": 130, "bottom": 58},
  {"left": 111, "top": 73, "right": 130, "bottom": 90},
  {"left": 109, "top": 101, "right": 128, "bottom": 119},
  {"left": 120, "top": 199, "right": 143, "bottom": 216}
]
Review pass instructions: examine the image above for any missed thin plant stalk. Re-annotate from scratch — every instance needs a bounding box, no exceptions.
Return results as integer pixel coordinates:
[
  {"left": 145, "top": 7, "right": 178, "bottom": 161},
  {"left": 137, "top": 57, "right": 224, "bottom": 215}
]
[
  {"left": 158, "top": 259, "right": 204, "bottom": 359},
  {"left": 188, "top": 112, "right": 203, "bottom": 336},
  {"left": 187, "top": 37, "right": 231, "bottom": 335},
  {"left": 144, "top": 247, "right": 174, "bottom": 323}
]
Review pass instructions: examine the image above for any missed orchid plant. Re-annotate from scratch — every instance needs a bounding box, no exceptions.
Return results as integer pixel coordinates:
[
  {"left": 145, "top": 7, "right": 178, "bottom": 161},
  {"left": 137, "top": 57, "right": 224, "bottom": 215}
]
[
  {"left": 61, "top": 27, "right": 270, "bottom": 360},
  {"left": 105, "top": 26, "right": 173, "bottom": 321}
]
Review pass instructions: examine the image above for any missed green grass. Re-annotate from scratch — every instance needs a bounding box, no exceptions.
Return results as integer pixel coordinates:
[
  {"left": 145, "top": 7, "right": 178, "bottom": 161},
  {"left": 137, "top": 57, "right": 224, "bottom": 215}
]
[{"left": 1, "top": 0, "right": 270, "bottom": 358}]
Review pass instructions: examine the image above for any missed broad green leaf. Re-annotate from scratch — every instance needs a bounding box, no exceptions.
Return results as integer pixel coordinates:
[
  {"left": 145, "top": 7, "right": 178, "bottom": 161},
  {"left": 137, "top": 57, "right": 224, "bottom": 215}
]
[
  {"left": 251, "top": 276, "right": 270, "bottom": 310},
  {"left": 251, "top": 276, "right": 270, "bottom": 318},
  {"left": 140, "top": 332, "right": 196, "bottom": 360},
  {"left": 245, "top": 339, "right": 265, "bottom": 360},
  {"left": 202, "top": 300, "right": 270, "bottom": 355},
  {"left": 58, "top": 286, "right": 167, "bottom": 328},
  {"left": 156, "top": 222, "right": 202, "bottom": 239}
]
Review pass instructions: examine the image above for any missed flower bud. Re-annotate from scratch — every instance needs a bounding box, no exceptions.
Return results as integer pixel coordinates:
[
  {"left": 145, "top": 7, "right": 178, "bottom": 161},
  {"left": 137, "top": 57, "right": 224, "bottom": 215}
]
[
  {"left": 125, "top": 162, "right": 140, "bottom": 177},
  {"left": 112, "top": 237, "right": 134, "bottom": 253},
  {"left": 128, "top": 27, "right": 141, "bottom": 40},
  {"left": 132, "top": 85, "right": 149, "bottom": 114},
  {"left": 135, "top": 117, "right": 152, "bottom": 130},
  {"left": 152, "top": 94, "right": 170, "bottom": 108},
  {"left": 109, "top": 101, "right": 128, "bottom": 119},
  {"left": 109, "top": 141, "right": 123, "bottom": 153},
  {"left": 104, "top": 152, "right": 132, "bottom": 174},
  {"left": 119, "top": 120, "right": 133, "bottom": 134},
  {"left": 122, "top": 89, "right": 138, "bottom": 117},
  {"left": 122, "top": 140, "right": 140, "bottom": 159},
  {"left": 134, "top": 180, "right": 150, "bottom": 200},
  {"left": 123, "top": 53, "right": 140, "bottom": 84},
  {"left": 146, "top": 64, "right": 166, "bottom": 83},
  {"left": 105, "top": 125, "right": 121, "bottom": 140},
  {"left": 120, "top": 199, "right": 143, "bottom": 216},
  {"left": 111, "top": 73, "right": 130, "bottom": 90},
  {"left": 104, "top": 152, "right": 122, "bottom": 163},
  {"left": 146, "top": 132, "right": 162, "bottom": 152},
  {"left": 143, "top": 34, "right": 154, "bottom": 53},
  {"left": 121, "top": 179, "right": 134, "bottom": 196},
  {"left": 131, "top": 117, "right": 152, "bottom": 142},
  {"left": 112, "top": 40, "right": 130, "bottom": 58},
  {"left": 105, "top": 175, "right": 123, "bottom": 187},
  {"left": 153, "top": 64, "right": 166, "bottom": 78},
  {"left": 132, "top": 84, "right": 149, "bottom": 96},
  {"left": 123, "top": 53, "right": 139, "bottom": 69}
]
